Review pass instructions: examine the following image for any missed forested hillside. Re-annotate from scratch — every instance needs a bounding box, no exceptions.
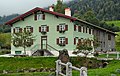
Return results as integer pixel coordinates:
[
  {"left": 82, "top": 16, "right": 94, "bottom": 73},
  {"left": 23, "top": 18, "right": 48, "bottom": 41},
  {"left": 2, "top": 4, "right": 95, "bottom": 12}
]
[
  {"left": 0, "top": 14, "right": 19, "bottom": 24},
  {"left": 66, "top": 0, "right": 120, "bottom": 21}
]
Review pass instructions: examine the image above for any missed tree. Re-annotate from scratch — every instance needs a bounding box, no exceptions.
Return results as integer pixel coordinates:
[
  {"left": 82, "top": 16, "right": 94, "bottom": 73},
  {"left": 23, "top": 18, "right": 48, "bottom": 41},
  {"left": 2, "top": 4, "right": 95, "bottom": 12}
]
[
  {"left": 12, "top": 30, "right": 36, "bottom": 54},
  {"left": 76, "top": 39, "right": 93, "bottom": 57},
  {"left": 54, "top": 0, "right": 67, "bottom": 14}
]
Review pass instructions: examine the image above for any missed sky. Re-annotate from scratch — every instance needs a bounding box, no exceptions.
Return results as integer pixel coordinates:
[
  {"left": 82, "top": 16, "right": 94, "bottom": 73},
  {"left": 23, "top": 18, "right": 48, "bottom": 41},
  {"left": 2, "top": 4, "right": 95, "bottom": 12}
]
[{"left": 0, "top": 0, "right": 71, "bottom": 16}]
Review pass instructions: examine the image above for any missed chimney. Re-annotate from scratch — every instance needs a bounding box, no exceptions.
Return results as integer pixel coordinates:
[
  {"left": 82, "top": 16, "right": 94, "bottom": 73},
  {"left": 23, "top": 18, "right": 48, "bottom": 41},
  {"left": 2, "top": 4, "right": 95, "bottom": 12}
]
[
  {"left": 49, "top": 6, "right": 54, "bottom": 12},
  {"left": 65, "top": 8, "right": 71, "bottom": 16}
]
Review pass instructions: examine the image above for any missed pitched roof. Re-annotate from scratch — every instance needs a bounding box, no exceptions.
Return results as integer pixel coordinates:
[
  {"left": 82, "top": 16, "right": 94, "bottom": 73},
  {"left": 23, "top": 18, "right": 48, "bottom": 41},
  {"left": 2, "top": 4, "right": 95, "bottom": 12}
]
[{"left": 5, "top": 7, "right": 115, "bottom": 35}]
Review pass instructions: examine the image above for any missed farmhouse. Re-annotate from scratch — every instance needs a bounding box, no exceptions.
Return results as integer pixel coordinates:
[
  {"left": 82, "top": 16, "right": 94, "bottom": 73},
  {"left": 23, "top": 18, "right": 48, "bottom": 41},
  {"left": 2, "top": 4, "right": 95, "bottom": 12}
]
[{"left": 5, "top": 7, "right": 116, "bottom": 56}]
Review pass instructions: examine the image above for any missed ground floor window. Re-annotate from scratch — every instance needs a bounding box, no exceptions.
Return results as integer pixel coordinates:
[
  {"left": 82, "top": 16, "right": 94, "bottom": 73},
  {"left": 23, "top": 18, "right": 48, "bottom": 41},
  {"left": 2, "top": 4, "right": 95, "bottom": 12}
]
[{"left": 15, "top": 51, "right": 21, "bottom": 54}]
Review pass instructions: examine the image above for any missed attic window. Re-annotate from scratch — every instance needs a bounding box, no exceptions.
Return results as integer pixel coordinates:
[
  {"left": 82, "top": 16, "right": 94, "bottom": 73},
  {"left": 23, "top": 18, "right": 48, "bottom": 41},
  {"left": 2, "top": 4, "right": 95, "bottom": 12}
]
[{"left": 34, "top": 12, "right": 45, "bottom": 20}]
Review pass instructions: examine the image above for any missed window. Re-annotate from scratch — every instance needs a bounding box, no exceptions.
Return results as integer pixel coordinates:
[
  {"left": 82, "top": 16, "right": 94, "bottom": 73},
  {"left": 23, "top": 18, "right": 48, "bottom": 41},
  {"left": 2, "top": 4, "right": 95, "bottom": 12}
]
[
  {"left": 13, "top": 27, "right": 22, "bottom": 33},
  {"left": 26, "top": 38, "right": 33, "bottom": 47},
  {"left": 39, "top": 25, "right": 49, "bottom": 33},
  {"left": 57, "top": 24, "right": 68, "bottom": 32},
  {"left": 57, "top": 37, "right": 68, "bottom": 46},
  {"left": 74, "top": 25, "right": 81, "bottom": 32},
  {"left": 108, "top": 34, "right": 111, "bottom": 40},
  {"left": 37, "top": 13, "right": 43, "bottom": 20},
  {"left": 59, "top": 37, "right": 65, "bottom": 45},
  {"left": 59, "top": 25, "right": 65, "bottom": 31},
  {"left": 41, "top": 26, "right": 47, "bottom": 32},
  {"left": 24, "top": 26, "right": 33, "bottom": 33},
  {"left": 34, "top": 12, "right": 45, "bottom": 20}
]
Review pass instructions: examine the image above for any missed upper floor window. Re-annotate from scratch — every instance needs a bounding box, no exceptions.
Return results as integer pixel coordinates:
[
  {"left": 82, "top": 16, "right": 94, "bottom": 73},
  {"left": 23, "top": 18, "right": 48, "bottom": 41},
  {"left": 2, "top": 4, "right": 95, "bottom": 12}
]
[
  {"left": 74, "top": 25, "right": 81, "bottom": 32},
  {"left": 24, "top": 26, "right": 33, "bottom": 33},
  {"left": 13, "top": 27, "right": 22, "bottom": 33},
  {"left": 57, "top": 24, "right": 68, "bottom": 32},
  {"left": 39, "top": 25, "right": 49, "bottom": 34},
  {"left": 108, "top": 34, "right": 111, "bottom": 40},
  {"left": 57, "top": 37, "right": 68, "bottom": 46},
  {"left": 34, "top": 12, "right": 45, "bottom": 20}
]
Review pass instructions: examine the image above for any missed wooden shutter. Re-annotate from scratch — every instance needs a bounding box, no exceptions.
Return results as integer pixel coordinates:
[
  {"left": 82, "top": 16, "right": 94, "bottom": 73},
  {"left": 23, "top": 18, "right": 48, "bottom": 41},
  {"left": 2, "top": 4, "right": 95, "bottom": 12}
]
[
  {"left": 24, "top": 28, "right": 26, "bottom": 32},
  {"left": 13, "top": 28, "right": 15, "bottom": 33},
  {"left": 89, "top": 29, "right": 91, "bottom": 34},
  {"left": 83, "top": 27, "right": 84, "bottom": 33},
  {"left": 65, "top": 38, "right": 68, "bottom": 44},
  {"left": 30, "top": 27, "right": 33, "bottom": 33},
  {"left": 19, "top": 28, "right": 22, "bottom": 33},
  {"left": 39, "top": 27, "right": 41, "bottom": 32},
  {"left": 57, "top": 38, "right": 59, "bottom": 44},
  {"left": 47, "top": 26, "right": 49, "bottom": 32},
  {"left": 86, "top": 28, "right": 87, "bottom": 33},
  {"left": 34, "top": 13, "right": 37, "bottom": 20},
  {"left": 30, "top": 39, "right": 33, "bottom": 45},
  {"left": 65, "top": 25, "right": 68, "bottom": 31},
  {"left": 43, "top": 14, "right": 45, "bottom": 20},
  {"left": 74, "top": 38, "right": 76, "bottom": 45},
  {"left": 74, "top": 25, "right": 76, "bottom": 31},
  {"left": 78, "top": 39, "right": 81, "bottom": 45},
  {"left": 57, "top": 25, "right": 59, "bottom": 31},
  {"left": 78, "top": 26, "right": 81, "bottom": 32}
]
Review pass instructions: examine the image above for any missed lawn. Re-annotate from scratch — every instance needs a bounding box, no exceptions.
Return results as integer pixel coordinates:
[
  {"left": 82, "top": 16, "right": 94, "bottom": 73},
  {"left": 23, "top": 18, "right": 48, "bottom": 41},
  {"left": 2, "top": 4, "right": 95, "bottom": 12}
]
[
  {"left": 0, "top": 57, "right": 120, "bottom": 76},
  {"left": 106, "top": 20, "right": 120, "bottom": 27}
]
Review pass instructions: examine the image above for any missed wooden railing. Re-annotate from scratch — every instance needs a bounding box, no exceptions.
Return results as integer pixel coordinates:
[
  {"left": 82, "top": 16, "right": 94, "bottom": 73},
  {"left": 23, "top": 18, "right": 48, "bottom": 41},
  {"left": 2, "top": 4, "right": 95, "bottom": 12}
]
[
  {"left": 47, "top": 44, "right": 59, "bottom": 52},
  {"left": 56, "top": 60, "right": 87, "bottom": 76}
]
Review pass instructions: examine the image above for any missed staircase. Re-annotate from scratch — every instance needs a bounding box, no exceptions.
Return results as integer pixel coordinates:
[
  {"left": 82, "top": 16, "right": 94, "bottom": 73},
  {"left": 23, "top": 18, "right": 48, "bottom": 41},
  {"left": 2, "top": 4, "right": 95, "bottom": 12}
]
[{"left": 31, "top": 44, "right": 59, "bottom": 56}]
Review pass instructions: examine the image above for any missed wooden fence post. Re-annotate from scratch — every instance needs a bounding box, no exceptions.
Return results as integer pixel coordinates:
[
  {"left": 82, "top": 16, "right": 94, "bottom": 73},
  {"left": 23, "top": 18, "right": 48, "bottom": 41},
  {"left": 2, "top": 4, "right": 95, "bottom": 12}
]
[
  {"left": 56, "top": 60, "right": 61, "bottom": 76},
  {"left": 66, "top": 62, "right": 72, "bottom": 76},
  {"left": 80, "top": 67, "right": 87, "bottom": 76}
]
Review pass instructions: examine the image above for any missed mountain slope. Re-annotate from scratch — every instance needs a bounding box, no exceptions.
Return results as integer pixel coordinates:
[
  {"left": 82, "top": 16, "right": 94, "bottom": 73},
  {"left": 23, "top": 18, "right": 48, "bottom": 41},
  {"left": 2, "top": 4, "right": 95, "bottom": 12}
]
[{"left": 66, "top": 0, "right": 120, "bottom": 21}]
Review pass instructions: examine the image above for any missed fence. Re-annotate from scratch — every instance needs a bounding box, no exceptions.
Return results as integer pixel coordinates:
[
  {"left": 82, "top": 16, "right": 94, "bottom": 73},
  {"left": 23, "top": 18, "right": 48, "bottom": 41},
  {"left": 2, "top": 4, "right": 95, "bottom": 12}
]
[{"left": 56, "top": 60, "right": 87, "bottom": 76}]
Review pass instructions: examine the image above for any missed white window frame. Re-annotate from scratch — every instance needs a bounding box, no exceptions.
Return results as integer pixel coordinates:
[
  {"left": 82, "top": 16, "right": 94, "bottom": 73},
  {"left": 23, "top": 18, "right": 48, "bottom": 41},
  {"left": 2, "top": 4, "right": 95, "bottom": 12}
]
[
  {"left": 15, "top": 27, "right": 20, "bottom": 33},
  {"left": 59, "top": 24, "right": 65, "bottom": 31},
  {"left": 59, "top": 37, "right": 65, "bottom": 44},
  {"left": 41, "top": 25, "right": 47, "bottom": 32},
  {"left": 37, "top": 12, "right": 43, "bottom": 20},
  {"left": 26, "top": 26, "right": 31, "bottom": 32}
]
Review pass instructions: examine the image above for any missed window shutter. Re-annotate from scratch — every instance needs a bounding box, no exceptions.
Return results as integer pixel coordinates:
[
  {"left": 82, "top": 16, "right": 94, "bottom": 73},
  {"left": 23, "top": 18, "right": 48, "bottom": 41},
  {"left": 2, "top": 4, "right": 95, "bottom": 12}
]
[
  {"left": 30, "top": 27, "right": 33, "bottom": 33},
  {"left": 78, "top": 39, "right": 81, "bottom": 45},
  {"left": 57, "top": 38, "right": 59, "bottom": 44},
  {"left": 90, "top": 41, "right": 91, "bottom": 46},
  {"left": 19, "top": 28, "right": 22, "bottom": 33},
  {"left": 89, "top": 29, "right": 91, "bottom": 34},
  {"left": 74, "top": 38, "right": 76, "bottom": 45},
  {"left": 34, "top": 13, "right": 37, "bottom": 20},
  {"left": 13, "top": 28, "right": 15, "bottom": 33},
  {"left": 57, "top": 25, "right": 59, "bottom": 31},
  {"left": 43, "top": 14, "right": 45, "bottom": 20},
  {"left": 65, "top": 25, "right": 68, "bottom": 31},
  {"left": 47, "top": 26, "right": 49, "bottom": 32},
  {"left": 66, "top": 38, "right": 68, "bottom": 44},
  {"left": 83, "top": 27, "right": 84, "bottom": 33},
  {"left": 39, "top": 27, "right": 41, "bottom": 32},
  {"left": 74, "top": 25, "right": 76, "bottom": 31},
  {"left": 86, "top": 28, "right": 87, "bottom": 33},
  {"left": 24, "top": 28, "right": 26, "bottom": 32},
  {"left": 78, "top": 26, "right": 81, "bottom": 32},
  {"left": 31, "top": 39, "right": 33, "bottom": 45}
]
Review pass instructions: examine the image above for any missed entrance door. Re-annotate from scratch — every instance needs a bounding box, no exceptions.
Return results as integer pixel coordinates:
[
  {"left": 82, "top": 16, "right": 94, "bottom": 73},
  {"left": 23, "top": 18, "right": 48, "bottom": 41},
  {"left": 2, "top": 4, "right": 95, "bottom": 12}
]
[{"left": 41, "top": 36, "right": 47, "bottom": 49}]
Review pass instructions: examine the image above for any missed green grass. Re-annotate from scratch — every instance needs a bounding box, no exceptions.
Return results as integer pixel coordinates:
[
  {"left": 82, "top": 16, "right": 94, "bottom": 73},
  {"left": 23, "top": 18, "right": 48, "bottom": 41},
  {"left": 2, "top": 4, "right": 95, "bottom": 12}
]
[
  {"left": 0, "top": 57, "right": 120, "bottom": 76},
  {"left": 0, "top": 57, "right": 57, "bottom": 72},
  {"left": 106, "top": 20, "right": 120, "bottom": 27},
  {"left": 97, "top": 54, "right": 119, "bottom": 58}
]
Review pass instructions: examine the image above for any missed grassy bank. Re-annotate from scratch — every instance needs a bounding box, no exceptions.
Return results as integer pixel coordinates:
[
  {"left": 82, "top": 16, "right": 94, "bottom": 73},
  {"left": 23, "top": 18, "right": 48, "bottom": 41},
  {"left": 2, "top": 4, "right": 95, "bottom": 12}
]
[{"left": 0, "top": 57, "right": 120, "bottom": 76}]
